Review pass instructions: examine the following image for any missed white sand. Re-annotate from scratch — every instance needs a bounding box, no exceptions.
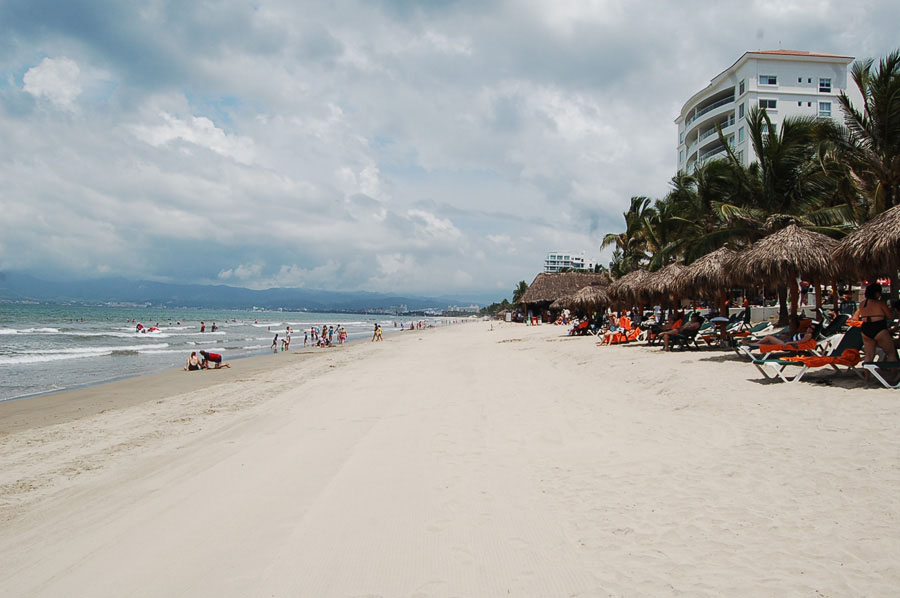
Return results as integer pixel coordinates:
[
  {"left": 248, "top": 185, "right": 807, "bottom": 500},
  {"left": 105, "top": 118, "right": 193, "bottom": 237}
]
[{"left": 1, "top": 321, "right": 898, "bottom": 597}]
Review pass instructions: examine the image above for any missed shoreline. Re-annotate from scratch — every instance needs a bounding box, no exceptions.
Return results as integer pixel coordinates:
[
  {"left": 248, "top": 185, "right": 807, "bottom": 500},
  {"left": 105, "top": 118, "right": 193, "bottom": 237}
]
[
  {"left": 1, "top": 321, "right": 897, "bottom": 596},
  {"left": 0, "top": 325, "right": 423, "bottom": 429}
]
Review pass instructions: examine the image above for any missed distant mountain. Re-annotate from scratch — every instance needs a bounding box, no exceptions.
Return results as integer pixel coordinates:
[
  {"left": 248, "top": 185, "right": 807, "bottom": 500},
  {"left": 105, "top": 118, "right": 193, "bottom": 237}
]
[{"left": 0, "top": 272, "right": 484, "bottom": 312}]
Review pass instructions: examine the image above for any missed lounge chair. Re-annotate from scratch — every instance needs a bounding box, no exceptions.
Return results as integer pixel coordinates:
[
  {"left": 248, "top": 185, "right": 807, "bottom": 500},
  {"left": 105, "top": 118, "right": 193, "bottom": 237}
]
[
  {"left": 862, "top": 361, "right": 900, "bottom": 389},
  {"left": 736, "top": 320, "right": 824, "bottom": 360},
  {"left": 814, "top": 314, "right": 850, "bottom": 354},
  {"left": 569, "top": 320, "right": 591, "bottom": 336},
  {"left": 666, "top": 316, "right": 706, "bottom": 351},
  {"left": 752, "top": 327, "right": 863, "bottom": 383}
]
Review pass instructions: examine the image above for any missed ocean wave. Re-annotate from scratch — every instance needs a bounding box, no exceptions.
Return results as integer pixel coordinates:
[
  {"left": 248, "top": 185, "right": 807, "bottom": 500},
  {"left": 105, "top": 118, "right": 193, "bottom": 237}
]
[
  {"left": 61, "top": 331, "right": 173, "bottom": 339},
  {"left": 0, "top": 327, "right": 61, "bottom": 335},
  {"left": 0, "top": 351, "right": 111, "bottom": 365}
]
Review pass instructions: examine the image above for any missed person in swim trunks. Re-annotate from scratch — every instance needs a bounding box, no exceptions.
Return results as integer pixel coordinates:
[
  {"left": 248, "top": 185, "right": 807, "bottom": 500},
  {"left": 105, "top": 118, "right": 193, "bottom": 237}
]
[
  {"left": 853, "top": 283, "right": 898, "bottom": 362},
  {"left": 199, "top": 350, "right": 231, "bottom": 369}
]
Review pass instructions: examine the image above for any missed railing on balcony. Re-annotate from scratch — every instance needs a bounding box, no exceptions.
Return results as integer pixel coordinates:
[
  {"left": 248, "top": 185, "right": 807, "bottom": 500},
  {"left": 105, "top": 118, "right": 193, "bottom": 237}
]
[
  {"left": 699, "top": 144, "right": 728, "bottom": 162},
  {"left": 699, "top": 118, "right": 734, "bottom": 141},
  {"left": 687, "top": 96, "right": 735, "bottom": 125}
]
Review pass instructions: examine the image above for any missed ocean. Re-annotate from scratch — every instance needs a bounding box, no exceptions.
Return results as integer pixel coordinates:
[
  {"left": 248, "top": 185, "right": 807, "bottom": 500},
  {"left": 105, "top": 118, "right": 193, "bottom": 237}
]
[{"left": 0, "top": 304, "right": 442, "bottom": 402}]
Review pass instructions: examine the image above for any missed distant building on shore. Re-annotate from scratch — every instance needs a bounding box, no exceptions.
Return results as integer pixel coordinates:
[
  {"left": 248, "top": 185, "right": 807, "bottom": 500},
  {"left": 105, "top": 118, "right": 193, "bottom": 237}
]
[
  {"left": 447, "top": 304, "right": 480, "bottom": 313},
  {"left": 544, "top": 251, "right": 595, "bottom": 273},
  {"left": 676, "top": 50, "right": 863, "bottom": 172}
]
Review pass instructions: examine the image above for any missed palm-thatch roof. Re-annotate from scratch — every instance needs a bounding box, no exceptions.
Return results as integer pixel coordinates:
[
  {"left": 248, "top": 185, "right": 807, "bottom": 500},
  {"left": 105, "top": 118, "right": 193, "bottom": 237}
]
[
  {"left": 644, "top": 263, "right": 687, "bottom": 298},
  {"left": 571, "top": 284, "right": 611, "bottom": 309},
  {"left": 550, "top": 296, "right": 572, "bottom": 310},
  {"left": 726, "top": 225, "right": 840, "bottom": 284},
  {"left": 609, "top": 269, "right": 651, "bottom": 302},
  {"left": 519, "top": 272, "right": 610, "bottom": 305},
  {"left": 833, "top": 204, "right": 900, "bottom": 277},
  {"left": 678, "top": 247, "right": 739, "bottom": 297}
]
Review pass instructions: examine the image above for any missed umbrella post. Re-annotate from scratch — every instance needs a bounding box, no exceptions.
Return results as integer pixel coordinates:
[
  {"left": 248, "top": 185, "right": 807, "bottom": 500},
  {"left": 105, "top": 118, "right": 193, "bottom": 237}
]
[
  {"left": 814, "top": 283, "right": 823, "bottom": 319},
  {"left": 789, "top": 278, "right": 800, "bottom": 320}
]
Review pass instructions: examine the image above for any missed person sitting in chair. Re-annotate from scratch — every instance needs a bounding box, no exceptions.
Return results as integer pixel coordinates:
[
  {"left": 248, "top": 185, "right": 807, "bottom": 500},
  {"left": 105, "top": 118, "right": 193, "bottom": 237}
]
[{"left": 662, "top": 314, "right": 703, "bottom": 352}]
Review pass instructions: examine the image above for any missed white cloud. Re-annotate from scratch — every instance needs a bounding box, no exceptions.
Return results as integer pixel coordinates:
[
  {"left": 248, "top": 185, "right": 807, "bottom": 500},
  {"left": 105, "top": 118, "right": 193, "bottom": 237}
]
[
  {"left": 2, "top": 1, "right": 898, "bottom": 298},
  {"left": 131, "top": 112, "right": 256, "bottom": 164},
  {"left": 23, "top": 57, "right": 82, "bottom": 108}
]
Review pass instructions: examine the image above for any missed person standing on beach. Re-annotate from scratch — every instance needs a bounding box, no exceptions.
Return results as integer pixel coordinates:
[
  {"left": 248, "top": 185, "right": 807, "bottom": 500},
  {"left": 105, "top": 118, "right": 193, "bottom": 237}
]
[
  {"left": 372, "top": 323, "right": 379, "bottom": 341},
  {"left": 200, "top": 321, "right": 206, "bottom": 333},
  {"left": 304, "top": 330, "right": 309, "bottom": 346},
  {"left": 271, "top": 333, "right": 279, "bottom": 352}
]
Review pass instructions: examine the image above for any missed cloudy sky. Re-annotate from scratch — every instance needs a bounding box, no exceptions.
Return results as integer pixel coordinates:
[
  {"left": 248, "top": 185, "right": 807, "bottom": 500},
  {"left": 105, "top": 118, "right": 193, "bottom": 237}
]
[{"left": 1, "top": 1, "right": 897, "bottom": 300}]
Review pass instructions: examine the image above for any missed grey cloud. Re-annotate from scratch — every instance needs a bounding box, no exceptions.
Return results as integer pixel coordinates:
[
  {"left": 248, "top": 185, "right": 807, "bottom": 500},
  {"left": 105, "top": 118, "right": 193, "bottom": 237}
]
[{"left": 2, "top": 1, "right": 899, "bottom": 296}]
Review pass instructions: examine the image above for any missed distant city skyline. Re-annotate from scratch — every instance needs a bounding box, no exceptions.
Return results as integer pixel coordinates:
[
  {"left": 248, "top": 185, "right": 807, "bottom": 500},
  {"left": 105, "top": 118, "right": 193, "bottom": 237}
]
[{"left": 1, "top": 1, "right": 898, "bottom": 297}]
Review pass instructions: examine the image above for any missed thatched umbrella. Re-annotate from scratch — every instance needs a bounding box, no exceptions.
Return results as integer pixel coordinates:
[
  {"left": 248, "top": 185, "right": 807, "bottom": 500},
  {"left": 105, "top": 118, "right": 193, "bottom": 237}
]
[
  {"left": 609, "top": 269, "right": 651, "bottom": 305},
  {"left": 678, "top": 247, "right": 739, "bottom": 313},
  {"left": 519, "top": 272, "right": 610, "bottom": 322},
  {"left": 726, "top": 224, "right": 840, "bottom": 320},
  {"left": 679, "top": 247, "right": 739, "bottom": 297},
  {"left": 833, "top": 204, "right": 900, "bottom": 294},
  {"left": 571, "top": 284, "right": 611, "bottom": 310},
  {"left": 550, "top": 296, "right": 572, "bottom": 311},
  {"left": 646, "top": 263, "right": 688, "bottom": 299}
]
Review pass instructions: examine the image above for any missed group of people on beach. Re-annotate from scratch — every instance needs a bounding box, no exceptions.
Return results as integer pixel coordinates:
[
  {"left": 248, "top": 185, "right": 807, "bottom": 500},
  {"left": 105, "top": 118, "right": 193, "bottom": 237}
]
[
  {"left": 184, "top": 350, "right": 230, "bottom": 371},
  {"left": 583, "top": 281, "right": 900, "bottom": 363},
  {"left": 310, "top": 324, "right": 346, "bottom": 347}
]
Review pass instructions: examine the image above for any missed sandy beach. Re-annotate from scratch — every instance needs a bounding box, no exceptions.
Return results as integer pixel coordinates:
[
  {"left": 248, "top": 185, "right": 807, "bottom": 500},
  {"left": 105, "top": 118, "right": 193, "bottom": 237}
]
[{"left": 1, "top": 321, "right": 898, "bottom": 597}]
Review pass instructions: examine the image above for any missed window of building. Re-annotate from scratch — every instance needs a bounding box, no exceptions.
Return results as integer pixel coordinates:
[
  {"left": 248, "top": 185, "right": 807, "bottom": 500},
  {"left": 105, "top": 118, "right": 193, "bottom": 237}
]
[
  {"left": 739, "top": 79, "right": 745, "bottom": 95},
  {"left": 798, "top": 101, "right": 802, "bottom": 106},
  {"left": 819, "top": 101, "right": 832, "bottom": 117},
  {"left": 819, "top": 78, "right": 832, "bottom": 93},
  {"left": 798, "top": 77, "right": 802, "bottom": 83},
  {"left": 680, "top": 131, "right": 684, "bottom": 143},
  {"left": 759, "top": 98, "right": 777, "bottom": 110},
  {"left": 738, "top": 126, "right": 744, "bottom": 143},
  {"left": 739, "top": 103, "right": 745, "bottom": 119},
  {"left": 762, "top": 123, "right": 777, "bottom": 135},
  {"left": 808, "top": 102, "right": 812, "bottom": 107},
  {"left": 738, "top": 150, "right": 744, "bottom": 163},
  {"left": 679, "top": 150, "right": 684, "bottom": 163},
  {"left": 808, "top": 78, "right": 812, "bottom": 83},
  {"left": 759, "top": 75, "right": 777, "bottom": 85}
]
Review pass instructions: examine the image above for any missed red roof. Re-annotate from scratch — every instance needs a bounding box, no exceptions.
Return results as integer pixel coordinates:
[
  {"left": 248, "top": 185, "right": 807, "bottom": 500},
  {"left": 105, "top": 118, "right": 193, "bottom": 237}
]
[{"left": 751, "top": 50, "right": 852, "bottom": 59}]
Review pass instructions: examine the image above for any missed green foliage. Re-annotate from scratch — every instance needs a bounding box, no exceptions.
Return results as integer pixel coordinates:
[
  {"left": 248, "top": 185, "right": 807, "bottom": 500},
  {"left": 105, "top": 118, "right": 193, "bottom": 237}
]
[
  {"left": 480, "top": 298, "right": 511, "bottom": 316},
  {"left": 512, "top": 280, "right": 529, "bottom": 304}
]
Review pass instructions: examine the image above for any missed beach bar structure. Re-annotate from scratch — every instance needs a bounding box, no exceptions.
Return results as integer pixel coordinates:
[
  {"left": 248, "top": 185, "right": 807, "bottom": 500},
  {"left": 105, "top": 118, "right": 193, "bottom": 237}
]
[{"left": 518, "top": 272, "right": 609, "bottom": 322}]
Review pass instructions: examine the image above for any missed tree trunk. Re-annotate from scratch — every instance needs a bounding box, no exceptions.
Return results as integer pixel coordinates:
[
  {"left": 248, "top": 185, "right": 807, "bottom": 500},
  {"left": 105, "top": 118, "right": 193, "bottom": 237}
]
[
  {"left": 777, "top": 284, "right": 789, "bottom": 325},
  {"left": 891, "top": 269, "right": 899, "bottom": 304},
  {"left": 789, "top": 278, "right": 799, "bottom": 322}
]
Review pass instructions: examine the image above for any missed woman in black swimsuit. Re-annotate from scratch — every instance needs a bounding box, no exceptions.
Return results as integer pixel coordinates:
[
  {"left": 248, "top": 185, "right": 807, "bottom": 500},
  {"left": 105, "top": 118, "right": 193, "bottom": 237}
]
[
  {"left": 853, "top": 283, "right": 898, "bottom": 362},
  {"left": 184, "top": 351, "right": 202, "bottom": 371}
]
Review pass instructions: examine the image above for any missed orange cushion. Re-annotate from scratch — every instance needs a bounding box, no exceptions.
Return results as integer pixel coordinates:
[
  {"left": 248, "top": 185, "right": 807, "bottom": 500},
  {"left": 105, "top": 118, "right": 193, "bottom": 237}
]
[
  {"left": 759, "top": 339, "right": 817, "bottom": 354},
  {"left": 781, "top": 348, "right": 861, "bottom": 368}
]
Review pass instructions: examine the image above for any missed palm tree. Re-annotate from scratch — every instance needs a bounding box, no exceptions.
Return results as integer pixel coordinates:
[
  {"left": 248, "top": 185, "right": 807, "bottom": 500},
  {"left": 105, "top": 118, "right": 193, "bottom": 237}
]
[
  {"left": 601, "top": 196, "right": 654, "bottom": 274},
  {"left": 736, "top": 108, "right": 853, "bottom": 320},
  {"left": 512, "top": 280, "right": 529, "bottom": 304},
  {"left": 836, "top": 49, "right": 900, "bottom": 216}
]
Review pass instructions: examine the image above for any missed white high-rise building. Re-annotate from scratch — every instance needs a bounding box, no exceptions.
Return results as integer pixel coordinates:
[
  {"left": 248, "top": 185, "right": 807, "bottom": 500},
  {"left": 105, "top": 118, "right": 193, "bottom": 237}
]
[
  {"left": 544, "top": 251, "right": 595, "bottom": 273},
  {"left": 676, "top": 50, "right": 863, "bottom": 172}
]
